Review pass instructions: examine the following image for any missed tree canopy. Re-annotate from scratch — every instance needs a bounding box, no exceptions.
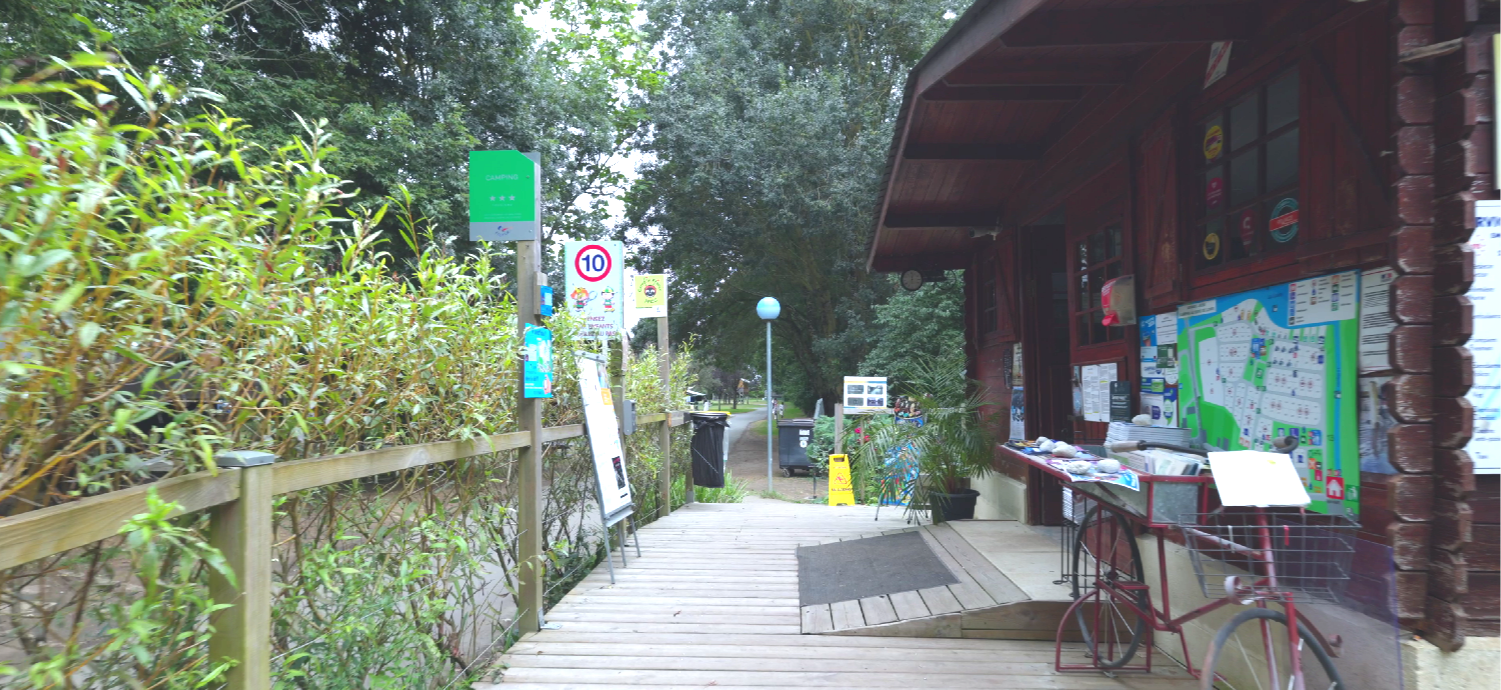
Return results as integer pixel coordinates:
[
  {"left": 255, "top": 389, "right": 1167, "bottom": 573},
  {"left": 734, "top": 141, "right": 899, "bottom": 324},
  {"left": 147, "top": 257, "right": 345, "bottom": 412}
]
[{"left": 626, "top": 0, "right": 963, "bottom": 410}]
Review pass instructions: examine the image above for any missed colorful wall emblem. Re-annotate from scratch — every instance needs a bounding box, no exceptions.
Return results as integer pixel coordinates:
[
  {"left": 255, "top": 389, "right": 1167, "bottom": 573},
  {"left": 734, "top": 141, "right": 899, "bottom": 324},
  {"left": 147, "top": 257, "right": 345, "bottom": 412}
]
[
  {"left": 1203, "top": 125, "right": 1224, "bottom": 161},
  {"left": 1270, "top": 197, "right": 1299, "bottom": 243}
]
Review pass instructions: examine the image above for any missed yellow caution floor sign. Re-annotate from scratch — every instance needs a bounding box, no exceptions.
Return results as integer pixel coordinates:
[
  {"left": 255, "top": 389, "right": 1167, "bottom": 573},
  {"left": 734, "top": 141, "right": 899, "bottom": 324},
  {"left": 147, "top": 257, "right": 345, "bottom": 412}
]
[{"left": 827, "top": 454, "right": 855, "bottom": 506}]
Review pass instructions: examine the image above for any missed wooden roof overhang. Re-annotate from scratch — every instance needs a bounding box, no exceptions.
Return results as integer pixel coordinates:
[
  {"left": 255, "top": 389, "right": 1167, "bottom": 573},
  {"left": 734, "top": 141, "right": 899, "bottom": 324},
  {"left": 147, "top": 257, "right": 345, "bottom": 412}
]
[{"left": 867, "top": 0, "right": 1274, "bottom": 273}]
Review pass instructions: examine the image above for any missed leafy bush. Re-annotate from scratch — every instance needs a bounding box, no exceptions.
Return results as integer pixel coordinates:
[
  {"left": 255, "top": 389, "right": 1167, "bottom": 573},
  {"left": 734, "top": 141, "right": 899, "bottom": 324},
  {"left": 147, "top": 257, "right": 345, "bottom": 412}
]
[{"left": 0, "top": 53, "right": 695, "bottom": 688}]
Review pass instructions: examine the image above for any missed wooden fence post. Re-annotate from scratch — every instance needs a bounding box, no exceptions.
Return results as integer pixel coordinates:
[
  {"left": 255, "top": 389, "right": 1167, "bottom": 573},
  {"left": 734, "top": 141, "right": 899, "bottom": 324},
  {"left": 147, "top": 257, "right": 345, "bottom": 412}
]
[
  {"left": 208, "top": 450, "right": 276, "bottom": 690},
  {"left": 657, "top": 316, "right": 672, "bottom": 517},
  {"left": 516, "top": 240, "right": 544, "bottom": 633}
]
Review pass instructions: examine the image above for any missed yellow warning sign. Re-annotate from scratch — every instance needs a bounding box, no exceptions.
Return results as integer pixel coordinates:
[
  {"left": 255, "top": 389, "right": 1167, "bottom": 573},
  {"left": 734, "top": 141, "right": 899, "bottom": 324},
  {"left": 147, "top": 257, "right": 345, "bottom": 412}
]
[{"left": 827, "top": 454, "right": 855, "bottom": 506}]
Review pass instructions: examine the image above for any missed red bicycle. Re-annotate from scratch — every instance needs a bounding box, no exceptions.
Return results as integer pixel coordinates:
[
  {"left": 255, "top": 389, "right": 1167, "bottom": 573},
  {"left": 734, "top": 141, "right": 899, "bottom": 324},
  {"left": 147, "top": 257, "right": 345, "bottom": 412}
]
[{"left": 1061, "top": 436, "right": 1351, "bottom": 690}]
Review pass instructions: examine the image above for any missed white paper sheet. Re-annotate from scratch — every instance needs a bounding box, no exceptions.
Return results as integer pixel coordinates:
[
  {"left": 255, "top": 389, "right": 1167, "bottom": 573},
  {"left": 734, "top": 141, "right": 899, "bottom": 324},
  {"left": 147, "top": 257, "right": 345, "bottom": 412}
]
[{"left": 1208, "top": 451, "right": 1311, "bottom": 506}]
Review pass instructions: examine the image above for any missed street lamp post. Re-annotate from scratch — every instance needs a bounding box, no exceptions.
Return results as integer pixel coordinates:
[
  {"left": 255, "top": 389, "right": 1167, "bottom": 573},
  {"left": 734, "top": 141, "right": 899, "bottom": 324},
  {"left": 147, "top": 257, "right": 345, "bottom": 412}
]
[{"left": 756, "top": 297, "right": 780, "bottom": 492}]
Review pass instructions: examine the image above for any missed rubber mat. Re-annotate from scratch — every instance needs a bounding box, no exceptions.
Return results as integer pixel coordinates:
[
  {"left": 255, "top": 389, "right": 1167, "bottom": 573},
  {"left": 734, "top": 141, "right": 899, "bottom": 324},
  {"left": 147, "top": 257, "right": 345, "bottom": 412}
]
[{"left": 796, "top": 530, "right": 958, "bottom": 606}]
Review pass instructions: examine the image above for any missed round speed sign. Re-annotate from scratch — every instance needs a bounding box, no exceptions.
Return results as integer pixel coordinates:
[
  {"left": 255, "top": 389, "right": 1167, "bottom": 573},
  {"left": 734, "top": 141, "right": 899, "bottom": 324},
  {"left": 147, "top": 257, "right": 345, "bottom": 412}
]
[{"left": 573, "top": 244, "right": 613, "bottom": 282}]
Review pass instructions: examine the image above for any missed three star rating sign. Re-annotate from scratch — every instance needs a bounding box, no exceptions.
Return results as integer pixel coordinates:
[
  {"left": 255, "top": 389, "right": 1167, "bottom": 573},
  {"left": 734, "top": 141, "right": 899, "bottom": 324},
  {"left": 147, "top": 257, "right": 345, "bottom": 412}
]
[{"left": 468, "top": 151, "right": 541, "bottom": 242}]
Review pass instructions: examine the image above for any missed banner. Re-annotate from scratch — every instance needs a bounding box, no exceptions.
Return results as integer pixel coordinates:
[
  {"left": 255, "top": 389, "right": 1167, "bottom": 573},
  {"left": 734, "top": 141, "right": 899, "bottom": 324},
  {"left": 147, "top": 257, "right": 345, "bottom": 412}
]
[
  {"left": 564, "top": 241, "right": 626, "bottom": 339},
  {"left": 578, "top": 355, "right": 632, "bottom": 516},
  {"left": 522, "top": 326, "right": 553, "bottom": 398},
  {"left": 633, "top": 274, "right": 668, "bottom": 318}
]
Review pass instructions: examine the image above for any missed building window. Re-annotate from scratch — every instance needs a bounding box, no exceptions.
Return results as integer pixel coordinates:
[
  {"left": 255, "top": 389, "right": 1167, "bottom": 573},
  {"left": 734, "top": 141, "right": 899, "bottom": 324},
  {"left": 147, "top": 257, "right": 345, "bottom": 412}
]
[
  {"left": 979, "top": 256, "right": 998, "bottom": 333},
  {"left": 1072, "top": 223, "right": 1124, "bottom": 347},
  {"left": 1196, "top": 70, "right": 1299, "bottom": 269}
]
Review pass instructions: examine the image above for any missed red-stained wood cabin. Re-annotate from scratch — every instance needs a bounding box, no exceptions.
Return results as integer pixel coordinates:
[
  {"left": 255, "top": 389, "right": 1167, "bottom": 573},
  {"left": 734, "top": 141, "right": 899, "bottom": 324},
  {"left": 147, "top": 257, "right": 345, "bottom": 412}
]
[{"left": 866, "top": 0, "right": 1496, "bottom": 652}]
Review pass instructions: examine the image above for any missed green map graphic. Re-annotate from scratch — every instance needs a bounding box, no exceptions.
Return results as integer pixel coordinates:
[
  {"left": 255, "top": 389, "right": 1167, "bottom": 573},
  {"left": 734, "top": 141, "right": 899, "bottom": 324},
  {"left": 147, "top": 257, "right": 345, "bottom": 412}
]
[{"left": 1177, "top": 272, "right": 1360, "bottom": 516}]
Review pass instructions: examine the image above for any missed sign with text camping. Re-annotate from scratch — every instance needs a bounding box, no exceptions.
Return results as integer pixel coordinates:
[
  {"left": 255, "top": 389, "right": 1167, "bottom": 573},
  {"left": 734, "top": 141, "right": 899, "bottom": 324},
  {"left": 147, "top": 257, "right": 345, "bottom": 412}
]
[
  {"left": 564, "top": 240, "right": 626, "bottom": 339},
  {"left": 467, "top": 151, "right": 540, "bottom": 242}
]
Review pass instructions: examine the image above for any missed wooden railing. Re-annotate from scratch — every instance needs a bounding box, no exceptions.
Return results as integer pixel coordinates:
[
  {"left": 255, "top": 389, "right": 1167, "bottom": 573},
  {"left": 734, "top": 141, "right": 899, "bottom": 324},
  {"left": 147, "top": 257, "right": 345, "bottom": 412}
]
[{"left": 0, "top": 410, "right": 690, "bottom": 688}]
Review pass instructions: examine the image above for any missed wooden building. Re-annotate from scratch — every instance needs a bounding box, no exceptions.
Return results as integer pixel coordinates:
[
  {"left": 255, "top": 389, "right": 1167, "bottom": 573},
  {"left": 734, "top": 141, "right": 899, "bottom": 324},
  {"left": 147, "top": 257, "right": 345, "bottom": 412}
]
[{"left": 866, "top": 0, "right": 1497, "bottom": 653}]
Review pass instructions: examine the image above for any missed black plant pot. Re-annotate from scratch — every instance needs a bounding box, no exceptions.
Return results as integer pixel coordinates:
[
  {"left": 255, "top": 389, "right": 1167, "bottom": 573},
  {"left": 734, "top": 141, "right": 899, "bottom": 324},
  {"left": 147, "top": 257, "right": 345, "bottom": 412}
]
[{"left": 930, "top": 488, "right": 980, "bottom": 522}]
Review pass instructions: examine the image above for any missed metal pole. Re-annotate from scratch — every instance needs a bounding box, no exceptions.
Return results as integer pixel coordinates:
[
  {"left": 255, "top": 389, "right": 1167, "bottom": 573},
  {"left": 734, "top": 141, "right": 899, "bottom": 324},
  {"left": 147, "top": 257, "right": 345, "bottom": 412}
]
[{"left": 766, "top": 320, "right": 773, "bottom": 491}]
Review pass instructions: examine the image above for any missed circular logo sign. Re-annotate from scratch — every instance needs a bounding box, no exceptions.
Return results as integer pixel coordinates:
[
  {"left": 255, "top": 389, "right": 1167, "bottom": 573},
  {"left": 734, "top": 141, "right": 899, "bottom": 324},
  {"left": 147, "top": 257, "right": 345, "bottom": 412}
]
[
  {"left": 1269, "top": 198, "right": 1299, "bottom": 243},
  {"left": 643, "top": 284, "right": 657, "bottom": 298},
  {"left": 1206, "top": 176, "right": 1225, "bottom": 209},
  {"left": 573, "top": 244, "right": 612, "bottom": 282},
  {"left": 1203, "top": 231, "right": 1221, "bottom": 260},
  {"left": 1238, "top": 208, "right": 1257, "bottom": 246},
  {"left": 1203, "top": 125, "right": 1224, "bottom": 161}
]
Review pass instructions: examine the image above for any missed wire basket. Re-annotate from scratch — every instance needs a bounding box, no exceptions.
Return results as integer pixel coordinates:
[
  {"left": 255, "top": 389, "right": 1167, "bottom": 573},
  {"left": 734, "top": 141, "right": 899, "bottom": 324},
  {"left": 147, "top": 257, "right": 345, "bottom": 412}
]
[{"left": 1176, "top": 510, "right": 1360, "bottom": 604}]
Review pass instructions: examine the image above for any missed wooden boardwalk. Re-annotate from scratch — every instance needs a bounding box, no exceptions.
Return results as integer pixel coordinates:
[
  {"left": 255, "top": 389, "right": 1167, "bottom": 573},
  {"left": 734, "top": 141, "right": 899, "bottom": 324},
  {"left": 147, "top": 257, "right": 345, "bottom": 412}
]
[{"left": 482, "top": 498, "right": 1196, "bottom": 688}]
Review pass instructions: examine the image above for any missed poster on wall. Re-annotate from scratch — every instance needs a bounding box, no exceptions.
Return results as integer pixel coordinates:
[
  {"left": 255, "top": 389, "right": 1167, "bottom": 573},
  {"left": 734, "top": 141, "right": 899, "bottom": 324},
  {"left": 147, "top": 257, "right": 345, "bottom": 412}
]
[
  {"left": 577, "top": 354, "right": 633, "bottom": 517},
  {"left": 1081, "top": 363, "right": 1118, "bottom": 422},
  {"left": 1138, "top": 313, "right": 1180, "bottom": 427},
  {"left": 843, "top": 376, "right": 889, "bottom": 414},
  {"left": 1359, "top": 266, "right": 1396, "bottom": 373},
  {"left": 1009, "top": 387, "right": 1026, "bottom": 440},
  {"left": 564, "top": 241, "right": 626, "bottom": 339},
  {"left": 1358, "top": 376, "right": 1397, "bottom": 473},
  {"left": 1176, "top": 271, "right": 1360, "bottom": 515},
  {"left": 1468, "top": 200, "right": 1501, "bottom": 474}
]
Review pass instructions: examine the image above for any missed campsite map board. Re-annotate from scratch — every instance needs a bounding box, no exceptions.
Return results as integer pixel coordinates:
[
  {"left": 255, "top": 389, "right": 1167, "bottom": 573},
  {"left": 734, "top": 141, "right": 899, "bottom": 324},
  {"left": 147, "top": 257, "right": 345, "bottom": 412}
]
[
  {"left": 578, "top": 354, "right": 632, "bottom": 518},
  {"left": 1176, "top": 271, "right": 1359, "bottom": 515}
]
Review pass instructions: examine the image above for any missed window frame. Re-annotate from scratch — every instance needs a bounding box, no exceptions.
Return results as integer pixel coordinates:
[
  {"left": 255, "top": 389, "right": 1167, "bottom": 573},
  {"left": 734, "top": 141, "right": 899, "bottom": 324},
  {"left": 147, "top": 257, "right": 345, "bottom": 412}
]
[{"left": 1067, "top": 221, "right": 1127, "bottom": 352}]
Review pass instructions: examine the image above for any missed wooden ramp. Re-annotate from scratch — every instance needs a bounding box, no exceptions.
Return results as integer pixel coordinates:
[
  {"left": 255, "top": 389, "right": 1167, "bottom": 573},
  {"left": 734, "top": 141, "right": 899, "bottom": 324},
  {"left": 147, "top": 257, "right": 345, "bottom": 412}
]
[
  {"left": 482, "top": 498, "right": 1195, "bottom": 688},
  {"left": 800, "top": 522, "right": 1075, "bottom": 640}
]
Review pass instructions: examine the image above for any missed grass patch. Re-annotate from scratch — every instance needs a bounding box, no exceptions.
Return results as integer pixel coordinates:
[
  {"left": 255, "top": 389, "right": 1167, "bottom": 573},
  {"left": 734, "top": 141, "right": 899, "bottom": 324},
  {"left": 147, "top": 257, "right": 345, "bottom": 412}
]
[{"left": 671, "top": 471, "right": 749, "bottom": 505}]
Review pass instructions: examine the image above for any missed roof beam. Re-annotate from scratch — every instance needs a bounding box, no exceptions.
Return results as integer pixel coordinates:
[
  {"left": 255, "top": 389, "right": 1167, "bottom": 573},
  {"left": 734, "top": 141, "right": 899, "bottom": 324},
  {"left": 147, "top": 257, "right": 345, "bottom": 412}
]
[
  {"left": 884, "top": 210, "right": 1003, "bottom": 228},
  {"left": 922, "top": 84, "right": 1085, "bottom": 102},
  {"left": 945, "top": 63, "right": 1135, "bottom": 86},
  {"left": 903, "top": 142, "right": 1043, "bottom": 161},
  {"left": 1001, "top": 4, "right": 1259, "bottom": 48}
]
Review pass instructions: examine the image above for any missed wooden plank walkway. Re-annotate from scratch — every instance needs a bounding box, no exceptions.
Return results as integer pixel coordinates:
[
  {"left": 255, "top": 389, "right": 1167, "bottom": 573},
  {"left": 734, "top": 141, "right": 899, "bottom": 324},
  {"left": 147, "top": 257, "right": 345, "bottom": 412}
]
[{"left": 481, "top": 498, "right": 1196, "bottom": 688}]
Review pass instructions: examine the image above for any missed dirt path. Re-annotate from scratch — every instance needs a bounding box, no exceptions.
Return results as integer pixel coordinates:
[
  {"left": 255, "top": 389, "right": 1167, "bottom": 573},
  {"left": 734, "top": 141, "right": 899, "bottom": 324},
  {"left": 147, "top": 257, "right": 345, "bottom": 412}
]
[{"left": 723, "top": 414, "right": 825, "bottom": 501}]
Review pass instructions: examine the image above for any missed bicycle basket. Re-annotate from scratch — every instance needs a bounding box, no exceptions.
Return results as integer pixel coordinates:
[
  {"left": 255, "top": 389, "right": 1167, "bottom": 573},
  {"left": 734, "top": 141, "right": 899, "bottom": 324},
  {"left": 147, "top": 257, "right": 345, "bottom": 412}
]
[{"left": 1176, "top": 510, "right": 1360, "bottom": 604}]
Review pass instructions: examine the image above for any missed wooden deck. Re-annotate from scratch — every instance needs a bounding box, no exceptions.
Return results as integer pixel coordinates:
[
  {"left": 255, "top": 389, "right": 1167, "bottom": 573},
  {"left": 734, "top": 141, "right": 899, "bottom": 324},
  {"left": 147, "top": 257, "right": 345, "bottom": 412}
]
[{"left": 482, "top": 498, "right": 1196, "bottom": 688}]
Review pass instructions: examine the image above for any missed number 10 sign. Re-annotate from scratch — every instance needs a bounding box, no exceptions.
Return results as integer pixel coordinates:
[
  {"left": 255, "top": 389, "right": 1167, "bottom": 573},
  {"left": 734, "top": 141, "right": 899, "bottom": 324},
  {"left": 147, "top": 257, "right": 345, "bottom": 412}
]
[{"left": 564, "top": 241, "right": 625, "bottom": 339}]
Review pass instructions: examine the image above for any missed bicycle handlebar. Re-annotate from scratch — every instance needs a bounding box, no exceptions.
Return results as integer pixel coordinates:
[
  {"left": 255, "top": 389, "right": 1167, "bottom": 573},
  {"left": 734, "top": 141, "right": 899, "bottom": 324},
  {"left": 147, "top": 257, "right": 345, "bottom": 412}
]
[{"left": 1104, "top": 435, "right": 1299, "bottom": 458}]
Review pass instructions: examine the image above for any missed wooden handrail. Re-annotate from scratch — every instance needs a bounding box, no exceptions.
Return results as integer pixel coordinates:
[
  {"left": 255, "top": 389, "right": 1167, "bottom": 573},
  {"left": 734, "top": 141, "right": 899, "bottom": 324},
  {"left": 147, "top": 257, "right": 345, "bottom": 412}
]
[{"left": 0, "top": 413, "right": 689, "bottom": 572}]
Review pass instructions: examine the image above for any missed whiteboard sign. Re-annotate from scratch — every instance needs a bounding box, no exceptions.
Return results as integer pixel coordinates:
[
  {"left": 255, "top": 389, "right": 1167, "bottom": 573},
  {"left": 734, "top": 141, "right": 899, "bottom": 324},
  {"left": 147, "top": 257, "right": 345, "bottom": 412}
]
[
  {"left": 1469, "top": 201, "right": 1501, "bottom": 474},
  {"left": 578, "top": 354, "right": 633, "bottom": 516}
]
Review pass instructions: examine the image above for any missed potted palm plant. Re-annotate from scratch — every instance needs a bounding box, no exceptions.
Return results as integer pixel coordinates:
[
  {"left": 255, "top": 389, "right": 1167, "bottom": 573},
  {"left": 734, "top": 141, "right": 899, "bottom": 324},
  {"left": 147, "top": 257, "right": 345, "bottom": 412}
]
[{"left": 848, "top": 356, "right": 996, "bottom": 522}]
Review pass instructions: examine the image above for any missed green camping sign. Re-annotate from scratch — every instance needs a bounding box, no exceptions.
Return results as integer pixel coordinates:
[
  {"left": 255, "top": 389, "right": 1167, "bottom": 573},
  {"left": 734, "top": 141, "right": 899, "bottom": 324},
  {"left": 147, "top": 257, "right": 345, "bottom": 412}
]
[{"left": 468, "top": 151, "right": 540, "bottom": 242}]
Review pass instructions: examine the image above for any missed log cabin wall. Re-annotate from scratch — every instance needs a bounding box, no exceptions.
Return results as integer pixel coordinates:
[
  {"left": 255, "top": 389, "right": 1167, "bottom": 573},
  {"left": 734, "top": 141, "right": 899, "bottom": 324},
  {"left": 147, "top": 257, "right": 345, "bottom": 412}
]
[{"left": 866, "top": 0, "right": 1496, "bottom": 643}]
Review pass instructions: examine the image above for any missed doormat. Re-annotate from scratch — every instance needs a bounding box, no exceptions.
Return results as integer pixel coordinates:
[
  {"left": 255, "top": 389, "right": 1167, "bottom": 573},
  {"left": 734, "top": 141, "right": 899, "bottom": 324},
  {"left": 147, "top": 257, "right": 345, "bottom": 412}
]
[{"left": 797, "top": 530, "right": 958, "bottom": 606}]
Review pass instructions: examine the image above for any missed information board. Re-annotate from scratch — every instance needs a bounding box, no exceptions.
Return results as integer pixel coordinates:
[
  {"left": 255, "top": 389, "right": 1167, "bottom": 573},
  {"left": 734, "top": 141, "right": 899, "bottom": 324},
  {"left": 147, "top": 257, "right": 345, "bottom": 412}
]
[
  {"left": 633, "top": 274, "right": 668, "bottom": 319},
  {"left": 842, "top": 376, "right": 888, "bottom": 414},
  {"left": 1469, "top": 200, "right": 1501, "bottom": 474},
  {"left": 564, "top": 241, "right": 626, "bottom": 339},
  {"left": 578, "top": 354, "right": 632, "bottom": 517},
  {"left": 467, "top": 151, "right": 540, "bottom": 242},
  {"left": 1176, "top": 271, "right": 1360, "bottom": 515}
]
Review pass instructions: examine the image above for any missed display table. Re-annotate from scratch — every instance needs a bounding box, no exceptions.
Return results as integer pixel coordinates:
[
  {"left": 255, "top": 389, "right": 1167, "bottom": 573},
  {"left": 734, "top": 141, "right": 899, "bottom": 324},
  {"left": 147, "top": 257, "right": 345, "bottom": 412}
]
[{"left": 997, "top": 444, "right": 1214, "bottom": 529}]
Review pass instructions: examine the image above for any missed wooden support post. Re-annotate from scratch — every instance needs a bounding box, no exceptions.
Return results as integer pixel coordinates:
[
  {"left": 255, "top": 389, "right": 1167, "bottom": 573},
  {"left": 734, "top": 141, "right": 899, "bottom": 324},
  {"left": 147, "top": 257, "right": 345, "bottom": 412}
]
[
  {"left": 208, "top": 452, "right": 276, "bottom": 690},
  {"left": 656, "top": 316, "right": 672, "bottom": 517},
  {"left": 515, "top": 240, "right": 544, "bottom": 633}
]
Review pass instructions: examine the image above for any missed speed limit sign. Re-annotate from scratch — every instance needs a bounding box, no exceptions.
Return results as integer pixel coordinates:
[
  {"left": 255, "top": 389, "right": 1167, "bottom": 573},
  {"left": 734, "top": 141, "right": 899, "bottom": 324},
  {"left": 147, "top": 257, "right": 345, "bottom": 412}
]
[
  {"left": 564, "top": 241, "right": 624, "bottom": 339},
  {"left": 574, "top": 244, "right": 613, "bottom": 282}
]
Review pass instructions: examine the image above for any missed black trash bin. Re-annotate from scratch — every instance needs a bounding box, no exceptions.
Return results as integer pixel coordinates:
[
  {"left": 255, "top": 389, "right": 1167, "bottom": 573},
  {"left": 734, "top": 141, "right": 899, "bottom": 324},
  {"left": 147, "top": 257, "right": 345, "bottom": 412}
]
[
  {"left": 689, "top": 412, "right": 729, "bottom": 488},
  {"left": 776, "top": 418, "right": 815, "bottom": 476}
]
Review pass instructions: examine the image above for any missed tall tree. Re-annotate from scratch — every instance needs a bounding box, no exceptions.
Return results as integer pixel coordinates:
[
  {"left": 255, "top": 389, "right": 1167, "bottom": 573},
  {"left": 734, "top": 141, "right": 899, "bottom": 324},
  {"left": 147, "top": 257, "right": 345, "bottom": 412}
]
[
  {"left": 859, "top": 273, "right": 965, "bottom": 378},
  {"left": 627, "top": 0, "right": 961, "bottom": 409}
]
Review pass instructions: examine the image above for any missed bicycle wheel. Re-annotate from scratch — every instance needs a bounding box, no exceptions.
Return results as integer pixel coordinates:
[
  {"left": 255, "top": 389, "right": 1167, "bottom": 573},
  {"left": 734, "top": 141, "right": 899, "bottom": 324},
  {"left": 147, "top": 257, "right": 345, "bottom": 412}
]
[
  {"left": 1199, "top": 608, "right": 1344, "bottom": 690},
  {"left": 1070, "top": 505, "right": 1149, "bottom": 668}
]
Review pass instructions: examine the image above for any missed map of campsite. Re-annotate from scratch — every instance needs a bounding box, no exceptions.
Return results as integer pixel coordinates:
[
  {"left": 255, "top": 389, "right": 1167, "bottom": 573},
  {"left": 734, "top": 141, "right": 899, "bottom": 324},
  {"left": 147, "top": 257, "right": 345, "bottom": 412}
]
[{"left": 1176, "top": 271, "right": 1360, "bottom": 516}]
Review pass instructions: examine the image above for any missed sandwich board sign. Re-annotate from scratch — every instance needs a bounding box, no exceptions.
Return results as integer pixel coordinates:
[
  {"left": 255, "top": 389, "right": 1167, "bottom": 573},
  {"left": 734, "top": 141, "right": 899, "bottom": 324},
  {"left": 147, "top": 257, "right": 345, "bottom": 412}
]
[
  {"left": 564, "top": 241, "right": 625, "bottom": 339},
  {"left": 578, "top": 354, "right": 633, "bottom": 518},
  {"left": 468, "top": 151, "right": 540, "bottom": 242}
]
